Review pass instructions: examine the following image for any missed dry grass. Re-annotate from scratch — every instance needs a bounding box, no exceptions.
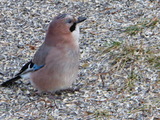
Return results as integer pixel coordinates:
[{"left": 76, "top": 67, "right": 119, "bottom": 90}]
[
  {"left": 97, "top": 17, "right": 160, "bottom": 91},
  {"left": 124, "top": 17, "right": 159, "bottom": 35}
]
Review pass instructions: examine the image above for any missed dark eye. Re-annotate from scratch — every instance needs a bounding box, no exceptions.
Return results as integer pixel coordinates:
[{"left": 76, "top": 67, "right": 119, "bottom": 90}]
[{"left": 66, "top": 19, "right": 72, "bottom": 24}]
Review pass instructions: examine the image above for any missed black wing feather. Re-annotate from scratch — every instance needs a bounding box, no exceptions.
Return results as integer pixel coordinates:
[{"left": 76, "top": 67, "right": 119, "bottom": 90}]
[
  {"left": 16, "top": 60, "right": 34, "bottom": 76},
  {"left": 1, "top": 76, "right": 21, "bottom": 87},
  {"left": 1, "top": 60, "right": 33, "bottom": 87},
  {"left": 1, "top": 60, "right": 44, "bottom": 87}
]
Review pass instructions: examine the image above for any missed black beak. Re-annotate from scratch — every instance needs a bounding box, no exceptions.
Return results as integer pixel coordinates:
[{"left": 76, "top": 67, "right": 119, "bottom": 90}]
[{"left": 76, "top": 17, "right": 87, "bottom": 23}]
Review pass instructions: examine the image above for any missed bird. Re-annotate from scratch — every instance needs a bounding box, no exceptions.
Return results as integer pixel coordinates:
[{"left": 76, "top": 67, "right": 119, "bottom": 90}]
[{"left": 1, "top": 13, "right": 86, "bottom": 92}]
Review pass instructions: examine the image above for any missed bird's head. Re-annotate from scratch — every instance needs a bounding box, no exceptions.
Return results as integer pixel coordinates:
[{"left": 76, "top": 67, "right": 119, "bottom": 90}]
[
  {"left": 45, "top": 14, "right": 86, "bottom": 47},
  {"left": 48, "top": 13, "right": 86, "bottom": 34}
]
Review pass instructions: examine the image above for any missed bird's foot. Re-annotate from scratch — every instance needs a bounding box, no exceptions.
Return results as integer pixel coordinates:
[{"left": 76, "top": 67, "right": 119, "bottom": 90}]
[{"left": 55, "top": 87, "right": 80, "bottom": 95}]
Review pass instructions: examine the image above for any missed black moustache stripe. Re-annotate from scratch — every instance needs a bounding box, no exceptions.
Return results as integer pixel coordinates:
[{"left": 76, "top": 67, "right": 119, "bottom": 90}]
[{"left": 70, "top": 23, "right": 76, "bottom": 32}]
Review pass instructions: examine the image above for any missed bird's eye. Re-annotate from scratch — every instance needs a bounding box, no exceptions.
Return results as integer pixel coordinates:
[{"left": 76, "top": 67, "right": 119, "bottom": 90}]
[{"left": 66, "top": 19, "right": 72, "bottom": 24}]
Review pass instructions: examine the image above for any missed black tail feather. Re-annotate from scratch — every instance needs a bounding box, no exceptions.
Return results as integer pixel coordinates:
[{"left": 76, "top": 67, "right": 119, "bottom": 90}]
[{"left": 1, "top": 76, "right": 21, "bottom": 87}]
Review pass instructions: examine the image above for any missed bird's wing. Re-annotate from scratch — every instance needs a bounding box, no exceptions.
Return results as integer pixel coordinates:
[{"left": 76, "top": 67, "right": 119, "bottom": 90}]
[
  {"left": 1, "top": 42, "right": 52, "bottom": 87},
  {"left": 1, "top": 61, "right": 44, "bottom": 87},
  {"left": 1, "top": 60, "right": 44, "bottom": 87},
  {"left": 16, "top": 60, "right": 44, "bottom": 76},
  {"left": 32, "top": 42, "right": 52, "bottom": 65},
  {"left": 16, "top": 42, "right": 52, "bottom": 77}
]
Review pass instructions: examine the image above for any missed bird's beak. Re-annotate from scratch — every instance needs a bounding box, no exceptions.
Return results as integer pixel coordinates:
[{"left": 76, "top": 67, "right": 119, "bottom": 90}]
[{"left": 76, "top": 17, "right": 87, "bottom": 24}]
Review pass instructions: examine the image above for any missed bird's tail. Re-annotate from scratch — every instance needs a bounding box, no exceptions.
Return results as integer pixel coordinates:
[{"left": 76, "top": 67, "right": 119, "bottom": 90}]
[{"left": 1, "top": 76, "right": 21, "bottom": 87}]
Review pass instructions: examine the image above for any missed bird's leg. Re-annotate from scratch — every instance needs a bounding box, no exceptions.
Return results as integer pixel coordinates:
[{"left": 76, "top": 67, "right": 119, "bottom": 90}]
[
  {"left": 56, "top": 87, "right": 81, "bottom": 94},
  {"left": 47, "top": 92, "right": 59, "bottom": 109}
]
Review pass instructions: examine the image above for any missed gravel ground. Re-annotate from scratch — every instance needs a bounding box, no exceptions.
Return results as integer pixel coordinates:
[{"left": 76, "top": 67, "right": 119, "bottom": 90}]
[{"left": 0, "top": 0, "right": 160, "bottom": 120}]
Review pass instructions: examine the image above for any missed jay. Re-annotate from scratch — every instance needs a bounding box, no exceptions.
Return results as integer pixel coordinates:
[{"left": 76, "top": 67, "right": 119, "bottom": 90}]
[{"left": 1, "top": 13, "right": 86, "bottom": 92}]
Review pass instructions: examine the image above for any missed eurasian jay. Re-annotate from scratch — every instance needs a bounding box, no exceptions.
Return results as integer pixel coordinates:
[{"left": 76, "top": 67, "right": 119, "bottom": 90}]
[{"left": 1, "top": 13, "right": 86, "bottom": 92}]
